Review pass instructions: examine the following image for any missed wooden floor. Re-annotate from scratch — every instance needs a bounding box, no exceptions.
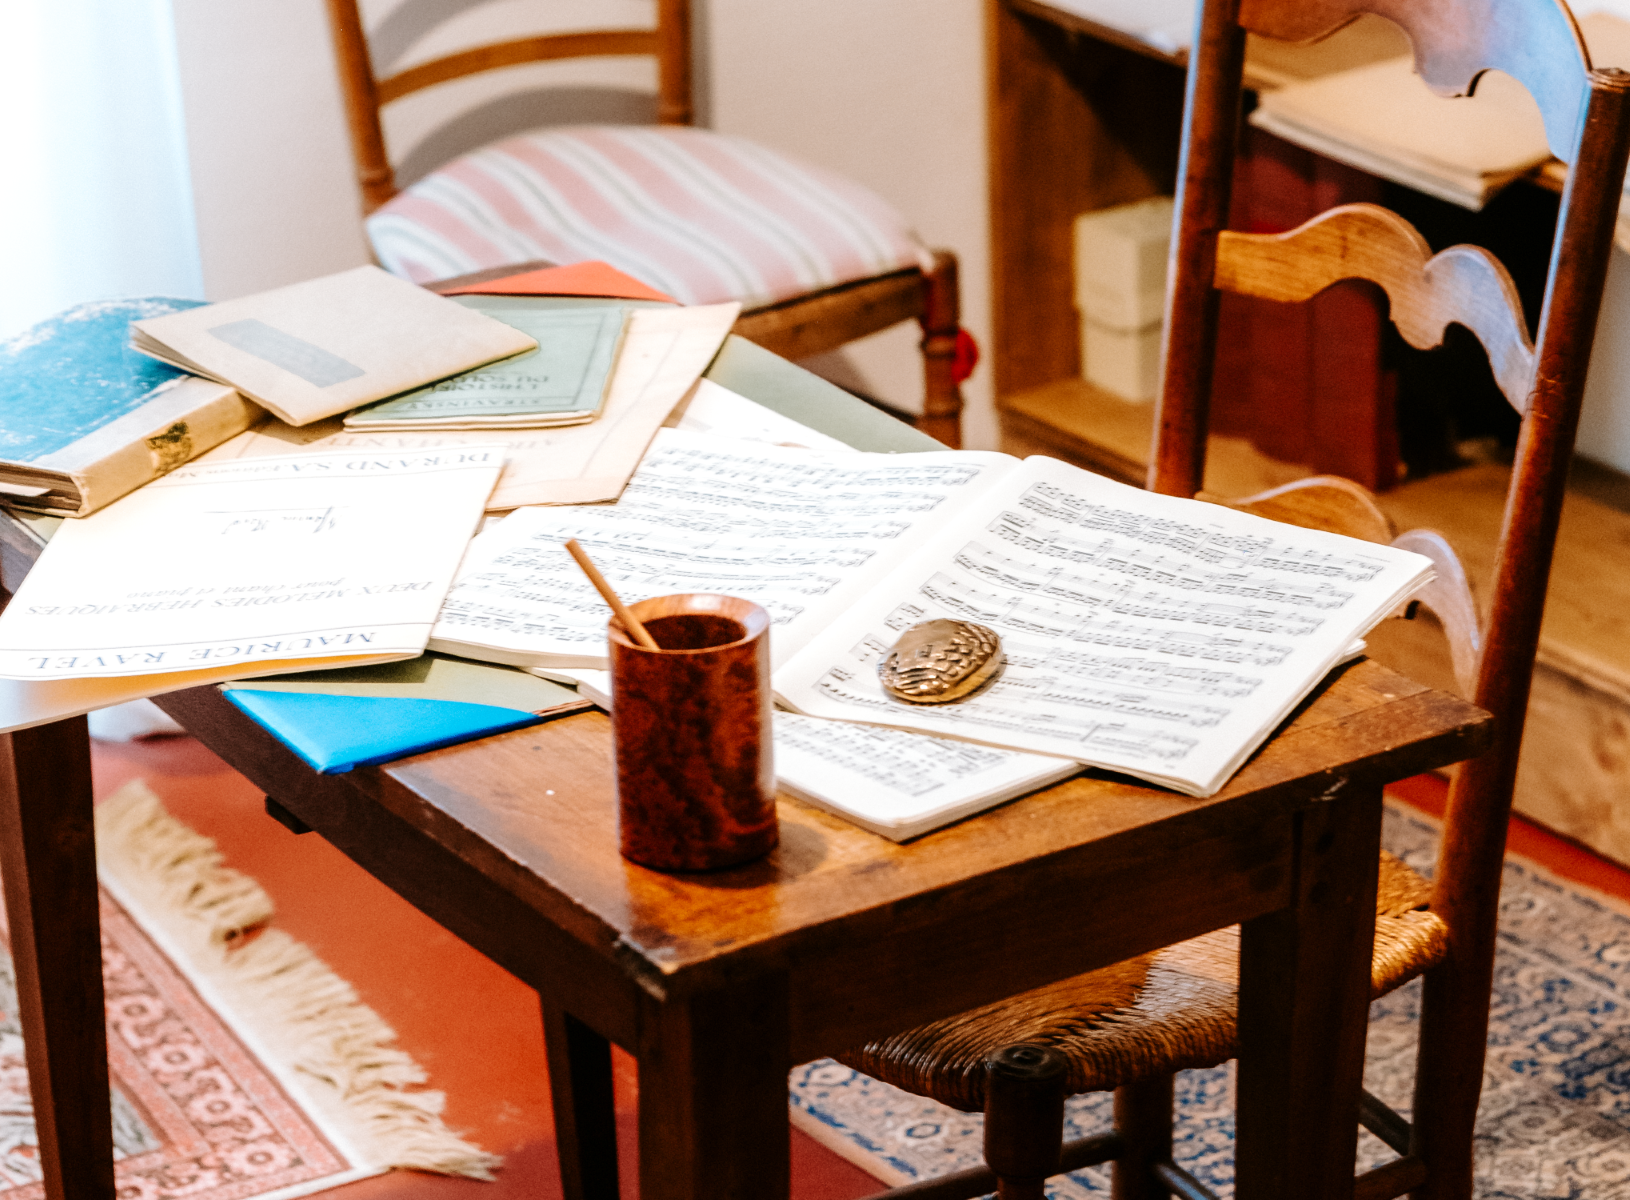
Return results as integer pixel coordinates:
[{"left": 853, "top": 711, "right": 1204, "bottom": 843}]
[{"left": 88, "top": 734, "right": 1630, "bottom": 1197}]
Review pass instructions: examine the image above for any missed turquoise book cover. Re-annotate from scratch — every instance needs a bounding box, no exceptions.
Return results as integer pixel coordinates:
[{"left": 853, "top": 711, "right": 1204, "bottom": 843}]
[
  {"left": 0, "top": 297, "right": 206, "bottom": 465},
  {"left": 0, "top": 297, "right": 258, "bottom": 514}
]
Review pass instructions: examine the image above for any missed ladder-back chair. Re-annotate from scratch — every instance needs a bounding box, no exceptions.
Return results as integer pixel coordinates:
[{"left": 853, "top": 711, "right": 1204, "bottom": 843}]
[
  {"left": 323, "top": 0, "right": 969, "bottom": 446},
  {"left": 831, "top": 2, "right": 1630, "bottom": 1199}
]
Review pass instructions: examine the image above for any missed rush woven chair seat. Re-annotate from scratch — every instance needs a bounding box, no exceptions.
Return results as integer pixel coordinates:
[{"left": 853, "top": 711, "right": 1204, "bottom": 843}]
[
  {"left": 324, "top": 0, "right": 970, "bottom": 445},
  {"left": 841, "top": 2, "right": 1630, "bottom": 1198},
  {"left": 842, "top": 853, "right": 1442, "bottom": 1116}
]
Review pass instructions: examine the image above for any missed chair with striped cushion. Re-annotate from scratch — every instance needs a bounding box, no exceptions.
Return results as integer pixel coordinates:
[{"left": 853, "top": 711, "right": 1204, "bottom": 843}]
[{"left": 324, "top": 0, "right": 970, "bottom": 446}]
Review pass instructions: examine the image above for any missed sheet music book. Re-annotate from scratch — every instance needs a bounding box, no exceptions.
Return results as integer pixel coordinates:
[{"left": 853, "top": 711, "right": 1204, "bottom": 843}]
[
  {"left": 130, "top": 266, "right": 537, "bottom": 426},
  {"left": 342, "top": 299, "right": 631, "bottom": 430},
  {"left": 428, "top": 430, "right": 1432, "bottom": 796},
  {"left": 0, "top": 447, "right": 502, "bottom": 682},
  {"left": 198, "top": 302, "right": 740, "bottom": 509},
  {"left": 429, "top": 428, "right": 1018, "bottom": 670}
]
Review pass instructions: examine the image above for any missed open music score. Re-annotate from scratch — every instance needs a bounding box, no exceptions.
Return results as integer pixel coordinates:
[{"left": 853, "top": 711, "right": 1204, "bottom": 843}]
[
  {"left": 426, "top": 428, "right": 1430, "bottom": 796},
  {"left": 429, "top": 429, "right": 1015, "bottom": 670},
  {"left": 774, "top": 457, "right": 1431, "bottom": 797}
]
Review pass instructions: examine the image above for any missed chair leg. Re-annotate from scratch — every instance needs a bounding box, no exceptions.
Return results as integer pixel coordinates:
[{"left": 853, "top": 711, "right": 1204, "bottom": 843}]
[
  {"left": 1408, "top": 955, "right": 1484, "bottom": 1200},
  {"left": 1112, "top": 1075, "right": 1174, "bottom": 1200},
  {"left": 0, "top": 717, "right": 115, "bottom": 1200},
  {"left": 984, "top": 1044, "right": 1067, "bottom": 1200},
  {"left": 1407, "top": 741, "right": 1523, "bottom": 1200},
  {"left": 918, "top": 250, "right": 965, "bottom": 449},
  {"left": 541, "top": 999, "right": 621, "bottom": 1200}
]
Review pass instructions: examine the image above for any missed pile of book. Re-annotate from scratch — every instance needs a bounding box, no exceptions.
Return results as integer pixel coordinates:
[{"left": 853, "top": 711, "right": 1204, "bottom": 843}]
[
  {"left": 0, "top": 262, "right": 738, "bottom": 517},
  {"left": 0, "top": 261, "right": 1436, "bottom": 842}
]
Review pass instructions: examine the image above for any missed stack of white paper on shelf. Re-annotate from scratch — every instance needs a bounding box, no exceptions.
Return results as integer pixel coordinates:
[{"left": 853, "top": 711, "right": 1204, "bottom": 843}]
[
  {"left": 1250, "top": 56, "right": 1552, "bottom": 209},
  {"left": 1040, "top": 0, "right": 1196, "bottom": 56}
]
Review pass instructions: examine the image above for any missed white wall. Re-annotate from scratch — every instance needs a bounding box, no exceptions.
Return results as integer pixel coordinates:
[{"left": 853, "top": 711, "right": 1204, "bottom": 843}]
[
  {"left": 705, "top": 0, "right": 995, "bottom": 447},
  {"left": 170, "top": 0, "right": 371, "bottom": 302},
  {"left": 1577, "top": 249, "right": 1630, "bottom": 472},
  {"left": 1, "top": 0, "right": 204, "bottom": 339}
]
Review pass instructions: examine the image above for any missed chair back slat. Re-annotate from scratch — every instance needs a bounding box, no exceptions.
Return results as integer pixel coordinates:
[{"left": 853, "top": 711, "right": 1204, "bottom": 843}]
[
  {"left": 1215, "top": 205, "right": 1535, "bottom": 412},
  {"left": 323, "top": 0, "right": 692, "bottom": 214},
  {"left": 377, "top": 31, "right": 662, "bottom": 105},
  {"left": 1239, "top": 0, "right": 1592, "bottom": 160}
]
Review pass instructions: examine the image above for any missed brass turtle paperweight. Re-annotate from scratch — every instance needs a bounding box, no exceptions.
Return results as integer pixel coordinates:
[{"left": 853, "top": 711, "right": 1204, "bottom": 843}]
[{"left": 879, "top": 618, "right": 1003, "bottom": 703}]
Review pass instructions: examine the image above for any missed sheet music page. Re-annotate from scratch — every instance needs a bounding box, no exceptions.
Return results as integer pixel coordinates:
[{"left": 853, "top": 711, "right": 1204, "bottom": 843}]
[
  {"left": 0, "top": 448, "right": 502, "bottom": 681},
  {"left": 774, "top": 712, "right": 1079, "bottom": 840},
  {"left": 774, "top": 456, "right": 1434, "bottom": 797},
  {"left": 669, "top": 379, "right": 853, "bottom": 451},
  {"left": 429, "top": 428, "right": 1020, "bottom": 669}
]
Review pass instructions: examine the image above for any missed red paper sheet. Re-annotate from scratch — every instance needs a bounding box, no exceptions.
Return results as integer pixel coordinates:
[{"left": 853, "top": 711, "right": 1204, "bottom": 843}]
[{"left": 440, "top": 261, "right": 678, "bottom": 304}]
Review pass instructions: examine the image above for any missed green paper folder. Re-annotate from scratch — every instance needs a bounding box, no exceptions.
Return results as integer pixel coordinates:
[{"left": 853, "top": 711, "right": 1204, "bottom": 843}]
[{"left": 345, "top": 298, "right": 630, "bottom": 428}]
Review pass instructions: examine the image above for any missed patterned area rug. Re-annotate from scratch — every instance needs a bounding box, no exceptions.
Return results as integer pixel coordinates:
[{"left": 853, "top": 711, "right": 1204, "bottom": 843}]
[
  {"left": 789, "top": 802, "right": 1630, "bottom": 1198},
  {"left": 0, "top": 781, "right": 498, "bottom": 1198}
]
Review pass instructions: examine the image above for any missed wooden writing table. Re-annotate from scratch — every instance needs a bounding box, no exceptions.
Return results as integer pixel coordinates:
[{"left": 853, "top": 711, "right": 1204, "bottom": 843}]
[{"left": 6, "top": 339, "right": 1491, "bottom": 1199}]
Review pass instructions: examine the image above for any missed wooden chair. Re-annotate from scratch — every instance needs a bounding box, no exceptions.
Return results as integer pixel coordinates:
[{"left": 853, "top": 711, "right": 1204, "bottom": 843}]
[
  {"left": 322, "top": 0, "right": 969, "bottom": 446},
  {"left": 832, "top": 3, "right": 1630, "bottom": 1199}
]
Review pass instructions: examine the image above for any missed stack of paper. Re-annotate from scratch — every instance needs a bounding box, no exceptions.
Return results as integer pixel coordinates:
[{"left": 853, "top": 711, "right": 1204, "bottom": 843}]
[
  {"left": 0, "top": 447, "right": 502, "bottom": 688},
  {"left": 1251, "top": 56, "right": 1552, "bottom": 209},
  {"left": 201, "top": 301, "right": 741, "bottom": 509},
  {"left": 131, "top": 266, "right": 537, "bottom": 426}
]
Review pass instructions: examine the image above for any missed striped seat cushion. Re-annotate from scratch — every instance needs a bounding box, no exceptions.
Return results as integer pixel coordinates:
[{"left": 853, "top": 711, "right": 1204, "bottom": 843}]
[{"left": 368, "top": 126, "right": 934, "bottom": 309}]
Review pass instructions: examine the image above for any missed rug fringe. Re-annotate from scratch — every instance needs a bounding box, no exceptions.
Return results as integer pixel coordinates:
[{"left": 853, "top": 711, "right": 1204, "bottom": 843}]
[{"left": 96, "top": 779, "right": 502, "bottom": 1181}]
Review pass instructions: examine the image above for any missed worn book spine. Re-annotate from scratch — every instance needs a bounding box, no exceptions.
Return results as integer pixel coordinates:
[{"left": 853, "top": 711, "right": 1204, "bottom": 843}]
[{"left": 8, "top": 378, "right": 259, "bottom": 516}]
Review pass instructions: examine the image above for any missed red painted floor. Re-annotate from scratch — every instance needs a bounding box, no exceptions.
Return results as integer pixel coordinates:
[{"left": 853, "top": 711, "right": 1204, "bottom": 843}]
[
  {"left": 89, "top": 735, "right": 884, "bottom": 1200},
  {"left": 89, "top": 738, "right": 1630, "bottom": 1197}
]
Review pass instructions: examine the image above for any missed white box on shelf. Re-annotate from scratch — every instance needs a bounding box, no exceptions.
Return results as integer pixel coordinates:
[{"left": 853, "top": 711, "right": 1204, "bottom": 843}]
[
  {"left": 1082, "top": 320, "right": 1163, "bottom": 402},
  {"left": 1074, "top": 196, "right": 1173, "bottom": 403},
  {"left": 1073, "top": 196, "right": 1174, "bottom": 329}
]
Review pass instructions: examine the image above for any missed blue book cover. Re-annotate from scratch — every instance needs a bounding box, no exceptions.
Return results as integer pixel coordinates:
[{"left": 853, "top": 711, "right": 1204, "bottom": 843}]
[
  {"left": 0, "top": 298, "right": 257, "bottom": 514},
  {"left": 223, "top": 689, "right": 551, "bottom": 774}
]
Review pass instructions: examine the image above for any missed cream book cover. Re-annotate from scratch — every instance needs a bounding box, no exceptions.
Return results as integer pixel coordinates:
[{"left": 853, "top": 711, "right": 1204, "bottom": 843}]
[
  {"left": 0, "top": 446, "right": 503, "bottom": 682},
  {"left": 130, "top": 266, "right": 537, "bottom": 427}
]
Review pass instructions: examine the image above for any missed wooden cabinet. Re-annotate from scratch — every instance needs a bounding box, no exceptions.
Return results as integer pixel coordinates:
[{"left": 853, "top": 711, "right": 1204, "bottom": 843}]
[{"left": 987, "top": 0, "right": 1419, "bottom": 491}]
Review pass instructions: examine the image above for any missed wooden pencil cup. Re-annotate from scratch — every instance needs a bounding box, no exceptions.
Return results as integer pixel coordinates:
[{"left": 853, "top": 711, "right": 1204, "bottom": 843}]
[{"left": 608, "top": 593, "right": 777, "bottom": 872}]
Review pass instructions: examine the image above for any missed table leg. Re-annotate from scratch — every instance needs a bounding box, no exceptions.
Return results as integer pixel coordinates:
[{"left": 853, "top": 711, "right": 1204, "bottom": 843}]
[
  {"left": 637, "top": 973, "right": 791, "bottom": 1200},
  {"left": 0, "top": 718, "right": 115, "bottom": 1200},
  {"left": 1235, "top": 780, "right": 1382, "bottom": 1200},
  {"left": 542, "top": 999, "right": 621, "bottom": 1200}
]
